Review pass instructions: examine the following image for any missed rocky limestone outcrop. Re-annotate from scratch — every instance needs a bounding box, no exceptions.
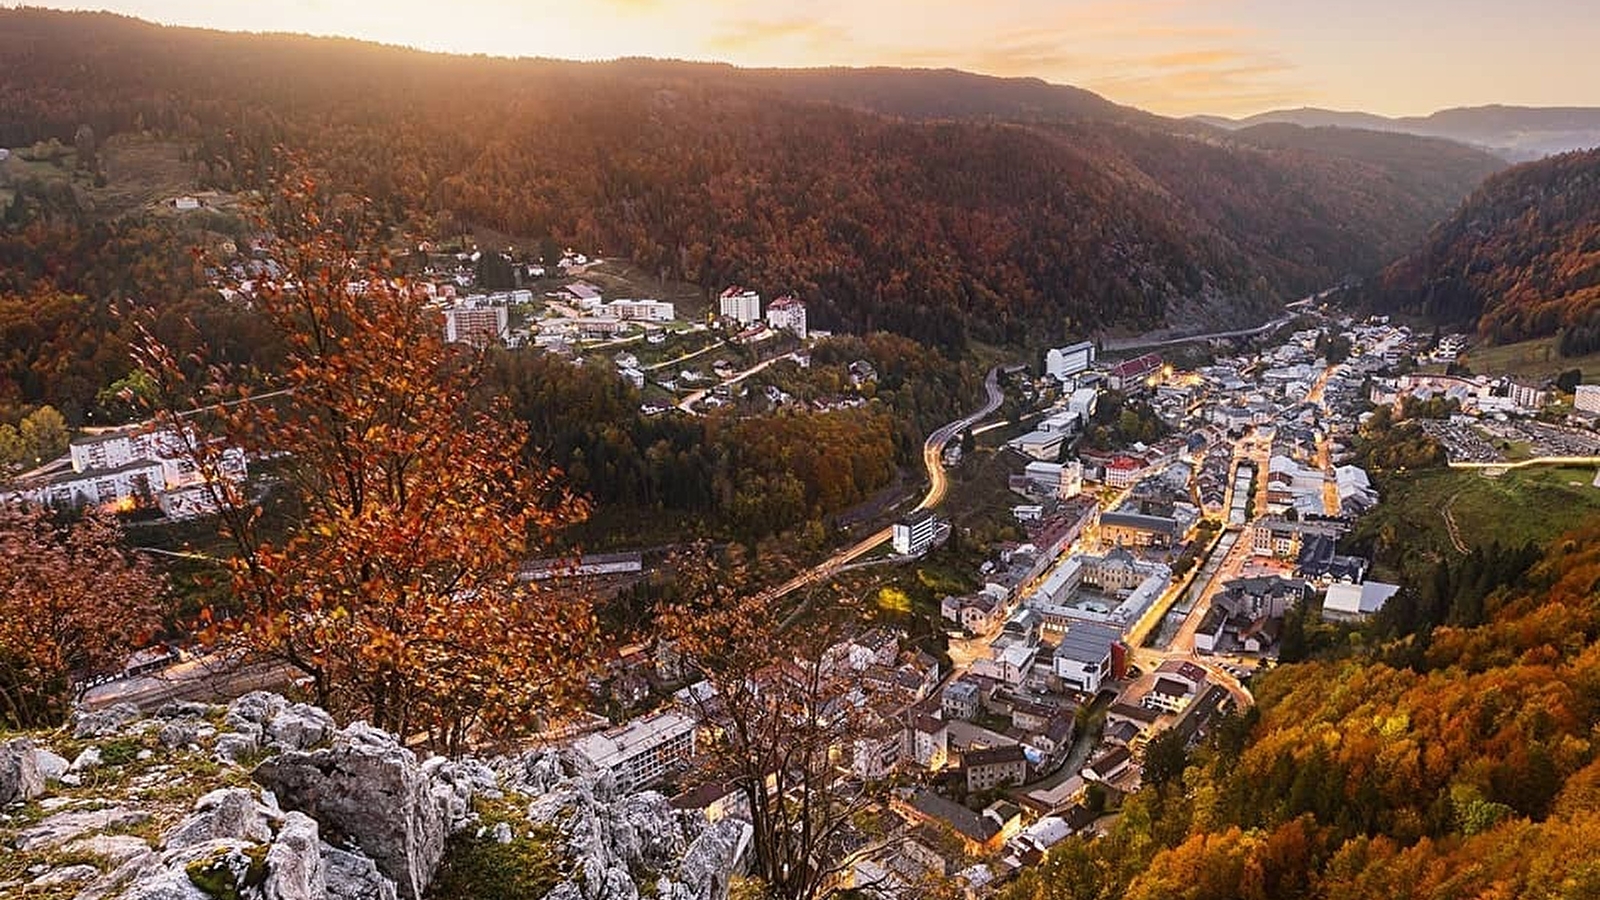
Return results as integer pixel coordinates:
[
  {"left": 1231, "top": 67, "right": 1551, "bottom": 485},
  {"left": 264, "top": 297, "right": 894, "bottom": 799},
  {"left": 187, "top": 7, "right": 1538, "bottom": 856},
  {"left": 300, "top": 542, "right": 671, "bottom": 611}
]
[
  {"left": 253, "top": 722, "right": 449, "bottom": 900},
  {"left": 73, "top": 701, "right": 144, "bottom": 738},
  {"left": 1, "top": 694, "right": 747, "bottom": 900},
  {"left": 519, "top": 752, "right": 751, "bottom": 900}
]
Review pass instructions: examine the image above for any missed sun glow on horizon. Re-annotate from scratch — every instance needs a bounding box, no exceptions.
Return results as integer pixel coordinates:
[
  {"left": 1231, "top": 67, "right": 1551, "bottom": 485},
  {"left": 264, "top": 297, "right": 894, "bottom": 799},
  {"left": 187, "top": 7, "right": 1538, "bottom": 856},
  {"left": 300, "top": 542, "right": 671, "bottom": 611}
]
[{"left": 27, "top": 0, "right": 1600, "bottom": 118}]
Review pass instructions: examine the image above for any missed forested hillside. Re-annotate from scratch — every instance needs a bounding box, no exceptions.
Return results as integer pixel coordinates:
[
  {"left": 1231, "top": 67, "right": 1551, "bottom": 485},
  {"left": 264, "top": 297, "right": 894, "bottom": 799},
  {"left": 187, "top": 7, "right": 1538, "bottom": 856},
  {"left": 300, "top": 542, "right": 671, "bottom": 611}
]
[
  {"left": 1006, "top": 524, "right": 1600, "bottom": 900},
  {"left": 1367, "top": 148, "right": 1600, "bottom": 353},
  {"left": 486, "top": 332, "right": 978, "bottom": 549},
  {"left": 0, "top": 9, "right": 1502, "bottom": 355}
]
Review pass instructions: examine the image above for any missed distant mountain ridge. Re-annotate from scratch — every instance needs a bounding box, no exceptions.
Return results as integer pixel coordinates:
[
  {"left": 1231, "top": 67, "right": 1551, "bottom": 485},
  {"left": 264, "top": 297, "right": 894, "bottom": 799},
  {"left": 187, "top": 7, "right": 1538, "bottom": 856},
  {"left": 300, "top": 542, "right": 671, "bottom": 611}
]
[
  {"left": 609, "top": 61, "right": 1160, "bottom": 125},
  {"left": 0, "top": 8, "right": 1504, "bottom": 350},
  {"left": 1194, "top": 105, "right": 1600, "bottom": 161}
]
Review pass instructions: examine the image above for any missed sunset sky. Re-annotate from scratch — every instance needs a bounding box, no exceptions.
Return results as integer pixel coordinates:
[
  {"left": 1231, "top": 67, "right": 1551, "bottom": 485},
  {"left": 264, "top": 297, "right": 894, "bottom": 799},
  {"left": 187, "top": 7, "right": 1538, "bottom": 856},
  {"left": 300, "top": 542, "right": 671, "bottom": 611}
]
[{"left": 34, "top": 0, "right": 1600, "bottom": 117}]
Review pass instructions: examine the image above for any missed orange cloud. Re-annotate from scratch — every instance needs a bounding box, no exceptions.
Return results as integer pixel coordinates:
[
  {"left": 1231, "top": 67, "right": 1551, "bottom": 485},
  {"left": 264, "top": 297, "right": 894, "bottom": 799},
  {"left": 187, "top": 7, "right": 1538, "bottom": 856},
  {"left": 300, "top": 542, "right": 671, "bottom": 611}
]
[{"left": 707, "top": 18, "right": 857, "bottom": 56}]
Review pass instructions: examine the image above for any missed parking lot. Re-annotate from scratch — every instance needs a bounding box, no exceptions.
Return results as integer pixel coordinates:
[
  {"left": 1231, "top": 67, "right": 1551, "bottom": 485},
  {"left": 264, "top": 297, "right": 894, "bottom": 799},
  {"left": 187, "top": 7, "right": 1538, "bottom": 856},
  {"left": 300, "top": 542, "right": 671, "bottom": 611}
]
[{"left": 1418, "top": 418, "right": 1600, "bottom": 464}]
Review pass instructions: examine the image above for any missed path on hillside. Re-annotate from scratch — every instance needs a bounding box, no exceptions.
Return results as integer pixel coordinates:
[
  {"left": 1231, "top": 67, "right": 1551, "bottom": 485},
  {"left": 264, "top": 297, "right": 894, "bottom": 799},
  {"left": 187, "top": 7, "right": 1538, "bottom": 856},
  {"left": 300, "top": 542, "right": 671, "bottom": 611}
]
[
  {"left": 1441, "top": 491, "right": 1470, "bottom": 555},
  {"left": 1447, "top": 455, "right": 1600, "bottom": 470},
  {"left": 675, "top": 351, "right": 798, "bottom": 414},
  {"left": 643, "top": 339, "right": 728, "bottom": 372}
]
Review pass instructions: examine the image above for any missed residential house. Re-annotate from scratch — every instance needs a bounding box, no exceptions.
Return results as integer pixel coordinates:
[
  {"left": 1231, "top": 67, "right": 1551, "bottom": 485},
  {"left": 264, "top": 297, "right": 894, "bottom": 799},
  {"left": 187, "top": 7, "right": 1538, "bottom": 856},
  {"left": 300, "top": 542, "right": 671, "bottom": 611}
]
[
  {"left": 1143, "top": 677, "right": 1196, "bottom": 713},
  {"left": 1103, "top": 456, "right": 1146, "bottom": 489},
  {"left": 1105, "top": 703, "right": 1161, "bottom": 746},
  {"left": 909, "top": 715, "right": 950, "bottom": 770},
  {"left": 834, "top": 627, "right": 900, "bottom": 671},
  {"left": 1083, "top": 746, "right": 1134, "bottom": 784},
  {"left": 942, "top": 593, "right": 1000, "bottom": 634},
  {"left": 943, "top": 680, "right": 981, "bottom": 721},
  {"left": 1250, "top": 516, "right": 1343, "bottom": 559},
  {"left": 670, "top": 781, "right": 750, "bottom": 824},
  {"left": 853, "top": 722, "right": 904, "bottom": 781},
  {"left": 1009, "top": 699, "right": 1057, "bottom": 733},
  {"left": 965, "top": 744, "right": 1029, "bottom": 793},
  {"left": 1155, "top": 660, "right": 1208, "bottom": 694},
  {"left": 896, "top": 790, "right": 1006, "bottom": 856}
]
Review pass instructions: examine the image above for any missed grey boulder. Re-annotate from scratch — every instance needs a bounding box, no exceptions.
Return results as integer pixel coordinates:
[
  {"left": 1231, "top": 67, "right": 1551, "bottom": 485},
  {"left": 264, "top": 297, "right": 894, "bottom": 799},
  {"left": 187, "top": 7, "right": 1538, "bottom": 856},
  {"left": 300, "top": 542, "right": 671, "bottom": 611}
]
[
  {"left": 322, "top": 844, "right": 399, "bottom": 900},
  {"left": 265, "top": 703, "right": 337, "bottom": 752},
  {"left": 70, "top": 746, "right": 104, "bottom": 772},
  {"left": 0, "top": 738, "right": 45, "bottom": 805},
  {"left": 264, "top": 812, "right": 325, "bottom": 900},
  {"left": 214, "top": 732, "right": 260, "bottom": 765},
  {"left": 33, "top": 748, "right": 70, "bottom": 782},
  {"left": 254, "top": 723, "right": 450, "bottom": 900},
  {"left": 13, "top": 805, "right": 150, "bottom": 851},
  {"left": 74, "top": 702, "right": 144, "bottom": 738},
  {"left": 164, "top": 788, "right": 274, "bottom": 850}
]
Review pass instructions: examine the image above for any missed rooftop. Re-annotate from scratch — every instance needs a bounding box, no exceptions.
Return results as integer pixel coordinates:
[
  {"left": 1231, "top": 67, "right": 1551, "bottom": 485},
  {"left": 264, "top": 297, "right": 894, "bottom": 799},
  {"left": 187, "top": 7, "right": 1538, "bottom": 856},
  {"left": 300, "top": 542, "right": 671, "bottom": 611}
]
[
  {"left": 1151, "top": 677, "right": 1192, "bottom": 698},
  {"left": 1052, "top": 622, "right": 1122, "bottom": 664},
  {"left": 906, "top": 789, "right": 1000, "bottom": 844},
  {"left": 570, "top": 708, "right": 694, "bottom": 769},
  {"left": 965, "top": 744, "right": 1027, "bottom": 768}
]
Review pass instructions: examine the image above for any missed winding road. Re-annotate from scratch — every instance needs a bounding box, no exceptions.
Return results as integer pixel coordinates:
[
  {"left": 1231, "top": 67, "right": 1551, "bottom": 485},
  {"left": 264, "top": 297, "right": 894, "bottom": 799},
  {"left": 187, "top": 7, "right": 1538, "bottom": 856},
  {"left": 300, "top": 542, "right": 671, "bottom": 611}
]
[
  {"left": 768, "top": 366, "right": 1007, "bottom": 605},
  {"left": 89, "top": 367, "right": 1009, "bottom": 705},
  {"left": 675, "top": 351, "right": 799, "bottom": 414}
]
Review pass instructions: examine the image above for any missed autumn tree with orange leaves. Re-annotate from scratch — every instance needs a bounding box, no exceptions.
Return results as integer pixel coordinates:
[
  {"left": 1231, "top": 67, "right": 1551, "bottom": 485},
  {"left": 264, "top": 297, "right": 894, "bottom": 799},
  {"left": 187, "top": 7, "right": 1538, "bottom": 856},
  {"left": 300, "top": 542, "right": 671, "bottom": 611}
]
[
  {"left": 0, "top": 505, "right": 166, "bottom": 729},
  {"left": 136, "top": 176, "right": 597, "bottom": 752}
]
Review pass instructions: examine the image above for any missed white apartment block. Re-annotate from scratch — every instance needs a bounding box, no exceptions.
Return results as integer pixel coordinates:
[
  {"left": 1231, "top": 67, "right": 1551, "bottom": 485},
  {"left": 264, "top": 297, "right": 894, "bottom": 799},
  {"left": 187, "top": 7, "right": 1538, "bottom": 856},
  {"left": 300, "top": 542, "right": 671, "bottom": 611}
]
[
  {"left": 1576, "top": 384, "right": 1600, "bottom": 416},
  {"left": 12, "top": 423, "right": 247, "bottom": 520},
  {"left": 719, "top": 287, "right": 762, "bottom": 325},
  {"left": 893, "top": 509, "right": 938, "bottom": 556},
  {"left": 571, "top": 709, "right": 697, "bottom": 792},
  {"left": 443, "top": 303, "right": 509, "bottom": 348},
  {"left": 607, "top": 299, "right": 676, "bottom": 322},
  {"left": 765, "top": 295, "right": 808, "bottom": 338}
]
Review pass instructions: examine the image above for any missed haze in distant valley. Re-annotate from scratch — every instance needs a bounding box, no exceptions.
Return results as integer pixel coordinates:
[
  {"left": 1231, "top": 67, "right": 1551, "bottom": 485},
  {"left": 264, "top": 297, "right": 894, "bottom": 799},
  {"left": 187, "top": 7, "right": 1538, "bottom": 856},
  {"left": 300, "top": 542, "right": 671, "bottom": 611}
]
[{"left": 28, "top": 0, "right": 1600, "bottom": 117}]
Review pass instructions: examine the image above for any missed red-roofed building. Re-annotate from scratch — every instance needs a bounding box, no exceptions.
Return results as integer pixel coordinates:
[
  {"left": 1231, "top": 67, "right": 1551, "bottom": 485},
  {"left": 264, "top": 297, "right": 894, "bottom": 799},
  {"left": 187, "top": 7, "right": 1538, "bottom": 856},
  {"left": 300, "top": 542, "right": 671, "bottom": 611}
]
[
  {"left": 765, "top": 295, "right": 808, "bottom": 338},
  {"left": 1105, "top": 456, "right": 1146, "bottom": 489},
  {"left": 1108, "top": 353, "right": 1163, "bottom": 390}
]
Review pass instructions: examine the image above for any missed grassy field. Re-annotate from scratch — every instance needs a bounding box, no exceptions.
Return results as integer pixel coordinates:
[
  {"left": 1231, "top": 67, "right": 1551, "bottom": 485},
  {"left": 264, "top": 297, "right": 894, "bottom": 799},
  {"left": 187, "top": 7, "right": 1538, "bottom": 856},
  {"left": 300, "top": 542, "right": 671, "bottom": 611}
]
[
  {"left": 1353, "top": 464, "right": 1600, "bottom": 583},
  {"left": 573, "top": 260, "right": 713, "bottom": 321},
  {"left": 1458, "top": 336, "right": 1600, "bottom": 382},
  {"left": 940, "top": 444, "right": 1029, "bottom": 541},
  {"left": 0, "top": 134, "right": 218, "bottom": 221}
]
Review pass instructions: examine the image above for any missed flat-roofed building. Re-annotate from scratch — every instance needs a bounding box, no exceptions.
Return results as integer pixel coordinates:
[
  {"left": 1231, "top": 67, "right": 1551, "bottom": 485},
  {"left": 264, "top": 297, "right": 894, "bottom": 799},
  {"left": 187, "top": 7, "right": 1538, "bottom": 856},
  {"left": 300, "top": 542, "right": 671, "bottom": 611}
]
[
  {"left": 1046, "top": 342, "right": 1096, "bottom": 382},
  {"left": 571, "top": 709, "right": 696, "bottom": 792},
  {"left": 1052, "top": 622, "right": 1122, "bottom": 694},
  {"left": 894, "top": 509, "right": 939, "bottom": 556}
]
